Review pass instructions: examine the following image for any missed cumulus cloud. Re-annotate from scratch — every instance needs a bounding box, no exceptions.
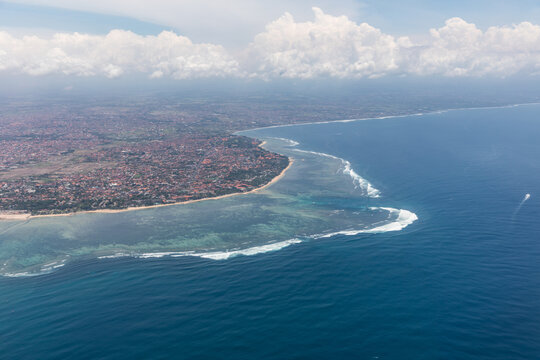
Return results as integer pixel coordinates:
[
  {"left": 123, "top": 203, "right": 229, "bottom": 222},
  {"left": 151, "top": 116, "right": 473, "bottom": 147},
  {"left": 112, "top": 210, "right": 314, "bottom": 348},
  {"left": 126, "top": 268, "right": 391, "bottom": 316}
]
[
  {"left": 244, "top": 7, "right": 410, "bottom": 79},
  {"left": 4, "top": 0, "right": 363, "bottom": 47},
  {"left": 247, "top": 9, "right": 540, "bottom": 78},
  {"left": 1, "top": 8, "right": 540, "bottom": 79},
  {"left": 407, "top": 17, "right": 540, "bottom": 77},
  {"left": 0, "top": 30, "right": 240, "bottom": 78}
]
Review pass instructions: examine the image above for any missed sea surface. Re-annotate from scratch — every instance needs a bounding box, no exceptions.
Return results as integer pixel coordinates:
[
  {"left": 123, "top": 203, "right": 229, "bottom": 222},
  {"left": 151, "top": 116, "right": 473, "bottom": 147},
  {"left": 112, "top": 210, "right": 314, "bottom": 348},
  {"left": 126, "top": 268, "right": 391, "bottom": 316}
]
[{"left": 1, "top": 104, "right": 540, "bottom": 359}]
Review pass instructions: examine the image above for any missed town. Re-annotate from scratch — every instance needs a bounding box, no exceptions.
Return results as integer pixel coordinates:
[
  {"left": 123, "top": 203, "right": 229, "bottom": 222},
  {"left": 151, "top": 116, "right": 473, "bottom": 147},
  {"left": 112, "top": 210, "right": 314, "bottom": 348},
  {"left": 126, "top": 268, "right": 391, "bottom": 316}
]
[
  {"left": 0, "top": 100, "right": 289, "bottom": 215},
  {"left": 1, "top": 84, "right": 520, "bottom": 216}
]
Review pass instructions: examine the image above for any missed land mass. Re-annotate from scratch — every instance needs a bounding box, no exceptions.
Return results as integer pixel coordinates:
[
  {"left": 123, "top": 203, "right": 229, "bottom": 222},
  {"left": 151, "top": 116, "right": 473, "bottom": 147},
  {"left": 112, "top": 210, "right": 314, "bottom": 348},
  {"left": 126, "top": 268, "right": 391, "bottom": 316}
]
[
  {"left": 3, "top": 84, "right": 537, "bottom": 216},
  {"left": 0, "top": 156, "right": 293, "bottom": 221},
  {"left": 0, "top": 101, "right": 291, "bottom": 216},
  {"left": 0, "top": 132, "right": 289, "bottom": 216}
]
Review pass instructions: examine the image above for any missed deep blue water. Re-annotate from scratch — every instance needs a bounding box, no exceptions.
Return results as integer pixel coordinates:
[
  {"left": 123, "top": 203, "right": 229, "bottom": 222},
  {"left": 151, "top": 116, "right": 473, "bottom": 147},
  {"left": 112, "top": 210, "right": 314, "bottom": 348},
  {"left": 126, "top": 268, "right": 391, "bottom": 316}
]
[{"left": 1, "top": 105, "right": 540, "bottom": 359}]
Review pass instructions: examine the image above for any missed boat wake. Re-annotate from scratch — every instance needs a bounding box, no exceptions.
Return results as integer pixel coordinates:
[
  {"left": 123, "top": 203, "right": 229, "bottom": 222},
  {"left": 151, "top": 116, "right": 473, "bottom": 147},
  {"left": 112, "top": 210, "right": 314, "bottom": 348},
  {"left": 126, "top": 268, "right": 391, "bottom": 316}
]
[{"left": 512, "top": 193, "right": 531, "bottom": 220}]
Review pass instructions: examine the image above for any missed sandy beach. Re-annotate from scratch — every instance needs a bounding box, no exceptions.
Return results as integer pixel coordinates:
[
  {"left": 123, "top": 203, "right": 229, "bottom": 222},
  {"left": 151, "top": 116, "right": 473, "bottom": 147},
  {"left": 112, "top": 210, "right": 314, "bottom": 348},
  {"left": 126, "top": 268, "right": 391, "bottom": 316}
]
[
  {"left": 0, "top": 156, "right": 293, "bottom": 222},
  {"left": 0, "top": 213, "right": 33, "bottom": 221}
]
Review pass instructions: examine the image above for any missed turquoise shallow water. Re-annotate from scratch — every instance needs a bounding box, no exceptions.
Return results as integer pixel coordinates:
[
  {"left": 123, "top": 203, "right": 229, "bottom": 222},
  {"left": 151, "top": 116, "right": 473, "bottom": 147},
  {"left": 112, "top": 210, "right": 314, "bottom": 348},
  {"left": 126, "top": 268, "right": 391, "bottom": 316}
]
[
  {"left": 1, "top": 104, "right": 540, "bottom": 359},
  {"left": 0, "top": 130, "right": 412, "bottom": 276}
]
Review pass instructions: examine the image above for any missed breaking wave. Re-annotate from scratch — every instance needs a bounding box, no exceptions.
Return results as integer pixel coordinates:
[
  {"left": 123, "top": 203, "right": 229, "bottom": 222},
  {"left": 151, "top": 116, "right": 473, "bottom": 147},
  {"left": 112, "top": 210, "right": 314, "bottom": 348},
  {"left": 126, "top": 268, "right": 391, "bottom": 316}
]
[
  {"left": 2, "top": 136, "right": 418, "bottom": 277},
  {"left": 98, "top": 239, "right": 303, "bottom": 261},
  {"left": 3, "top": 205, "right": 418, "bottom": 277},
  {"left": 291, "top": 148, "right": 381, "bottom": 198},
  {"left": 90, "top": 140, "right": 417, "bottom": 266},
  {"left": 270, "top": 137, "right": 300, "bottom": 147},
  {"left": 2, "top": 258, "right": 67, "bottom": 278},
  {"left": 312, "top": 207, "right": 418, "bottom": 238},
  {"left": 268, "top": 137, "right": 381, "bottom": 197},
  {"left": 95, "top": 207, "right": 417, "bottom": 263}
]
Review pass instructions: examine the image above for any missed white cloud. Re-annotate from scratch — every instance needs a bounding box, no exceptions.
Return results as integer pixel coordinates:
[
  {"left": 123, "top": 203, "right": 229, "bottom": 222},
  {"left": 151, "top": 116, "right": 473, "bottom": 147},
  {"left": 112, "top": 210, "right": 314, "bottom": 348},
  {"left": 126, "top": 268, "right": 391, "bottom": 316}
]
[
  {"left": 247, "top": 9, "right": 540, "bottom": 79},
  {"left": 408, "top": 17, "right": 540, "bottom": 77},
  {"left": 3, "top": 0, "right": 363, "bottom": 46},
  {"left": 244, "top": 7, "right": 409, "bottom": 79},
  {"left": 1, "top": 8, "right": 540, "bottom": 79},
  {"left": 0, "top": 30, "right": 240, "bottom": 78}
]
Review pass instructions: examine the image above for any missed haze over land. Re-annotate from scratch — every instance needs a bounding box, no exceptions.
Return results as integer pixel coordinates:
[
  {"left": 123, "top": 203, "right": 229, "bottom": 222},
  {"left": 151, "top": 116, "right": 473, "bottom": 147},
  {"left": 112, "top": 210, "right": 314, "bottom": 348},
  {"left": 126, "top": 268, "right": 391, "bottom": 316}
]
[
  {"left": 2, "top": 0, "right": 540, "bottom": 217},
  {"left": 1, "top": 2, "right": 540, "bottom": 359},
  {"left": 0, "top": 0, "right": 539, "bottom": 263}
]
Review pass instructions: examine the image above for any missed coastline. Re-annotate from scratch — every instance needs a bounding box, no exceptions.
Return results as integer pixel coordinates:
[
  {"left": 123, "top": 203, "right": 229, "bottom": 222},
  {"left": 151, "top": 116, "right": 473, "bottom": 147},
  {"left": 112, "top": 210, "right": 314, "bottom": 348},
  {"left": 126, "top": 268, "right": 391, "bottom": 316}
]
[
  {"left": 5, "top": 101, "right": 538, "bottom": 223},
  {"left": 236, "top": 101, "right": 540, "bottom": 134},
  {"left": 0, "top": 152, "right": 293, "bottom": 222}
]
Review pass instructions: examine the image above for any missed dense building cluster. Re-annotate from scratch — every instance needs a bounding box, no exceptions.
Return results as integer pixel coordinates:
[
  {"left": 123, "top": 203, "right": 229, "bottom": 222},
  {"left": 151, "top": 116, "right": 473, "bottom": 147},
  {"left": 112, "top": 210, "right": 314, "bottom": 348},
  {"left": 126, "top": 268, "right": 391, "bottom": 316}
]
[
  {"left": 1, "top": 86, "right": 536, "bottom": 216},
  {"left": 0, "top": 105, "right": 288, "bottom": 215}
]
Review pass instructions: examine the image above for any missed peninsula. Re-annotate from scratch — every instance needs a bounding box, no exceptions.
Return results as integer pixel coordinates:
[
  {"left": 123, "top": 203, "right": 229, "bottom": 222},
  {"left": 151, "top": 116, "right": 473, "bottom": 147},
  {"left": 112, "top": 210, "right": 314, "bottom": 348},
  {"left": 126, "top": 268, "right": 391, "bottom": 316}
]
[
  {"left": 1, "top": 85, "right": 475, "bottom": 217},
  {"left": 0, "top": 100, "right": 291, "bottom": 217}
]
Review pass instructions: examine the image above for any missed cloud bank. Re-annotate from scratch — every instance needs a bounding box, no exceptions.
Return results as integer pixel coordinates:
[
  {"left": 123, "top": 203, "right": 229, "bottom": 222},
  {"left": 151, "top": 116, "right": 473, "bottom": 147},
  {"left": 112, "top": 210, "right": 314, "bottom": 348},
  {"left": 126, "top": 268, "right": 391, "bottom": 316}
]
[
  {"left": 0, "top": 30, "right": 239, "bottom": 78},
  {"left": 244, "top": 8, "right": 407, "bottom": 79},
  {"left": 2, "top": 8, "right": 540, "bottom": 79},
  {"left": 3, "top": 0, "right": 362, "bottom": 46}
]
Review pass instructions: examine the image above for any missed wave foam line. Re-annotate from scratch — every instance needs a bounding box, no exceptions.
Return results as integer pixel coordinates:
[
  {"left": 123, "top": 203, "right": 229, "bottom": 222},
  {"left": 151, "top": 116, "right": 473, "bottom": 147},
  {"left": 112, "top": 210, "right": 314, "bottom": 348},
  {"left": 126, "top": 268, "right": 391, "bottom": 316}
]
[
  {"left": 313, "top": 207, "right": 418, "bottom": 238},
  {"left": 98, "top": 238, "right": 303, "bottom": 261},
  {"left": 263, "top": 137, "right": 380, "bottom": 197},
  {"left": 98, "top": 207, "right": 417, "bottom": 263},
  {"left": 270, "top": 137, "right": 300, "bottom": 146},
  {"left": 237, "top": 102, "right": 540, "bottom": 134},
  {"left": 342, "top": 159, "right": 381, "bottom": 198},
  {"left": 2, "top": 258, "right": 67, "bottom": 278},
  {"left": 4, "top": 207, "right": 419, "bottom": 277},
  {"left": 292, "top": 148, "right": 381, "bottom": 198}
]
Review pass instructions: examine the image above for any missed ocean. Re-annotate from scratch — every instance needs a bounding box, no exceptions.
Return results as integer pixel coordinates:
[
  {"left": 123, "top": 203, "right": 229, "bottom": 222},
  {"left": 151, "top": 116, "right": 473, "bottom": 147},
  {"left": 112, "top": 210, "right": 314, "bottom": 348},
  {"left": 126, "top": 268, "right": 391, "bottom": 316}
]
[{"left": 1, "top": 104, "right": 539, "bottom": 359}]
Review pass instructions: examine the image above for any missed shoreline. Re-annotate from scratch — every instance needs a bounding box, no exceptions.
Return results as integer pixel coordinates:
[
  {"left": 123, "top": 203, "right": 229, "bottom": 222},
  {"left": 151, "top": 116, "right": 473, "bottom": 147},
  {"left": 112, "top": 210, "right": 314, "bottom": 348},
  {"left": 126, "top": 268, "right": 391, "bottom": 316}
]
[
  {"left": 0, "top": 152, "right": 293, "bottom": 222},
  {"left": 235, "top": 101, "right": 540, "bottom": 134},
  {"left": 5, "top": 101, "right": 537, "bottom": 223}
]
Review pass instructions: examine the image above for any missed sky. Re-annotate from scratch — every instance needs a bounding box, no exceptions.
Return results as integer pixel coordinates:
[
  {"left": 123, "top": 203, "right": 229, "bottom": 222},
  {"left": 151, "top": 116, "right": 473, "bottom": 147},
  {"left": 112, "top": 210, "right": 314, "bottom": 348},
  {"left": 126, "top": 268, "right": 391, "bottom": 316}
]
[{"left": 1, "top": 0, "right": 540, "bottom": 81}]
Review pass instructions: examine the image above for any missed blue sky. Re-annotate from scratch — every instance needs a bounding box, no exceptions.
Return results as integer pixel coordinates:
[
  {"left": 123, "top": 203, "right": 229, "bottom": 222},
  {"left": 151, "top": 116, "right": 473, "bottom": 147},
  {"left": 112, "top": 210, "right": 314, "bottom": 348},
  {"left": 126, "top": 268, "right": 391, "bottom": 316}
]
[
  {"left": 0, "top": 2, "right": 166, "bottom": 36},
  {"left": 360, "top": 0, "right": 540, "bottom": 34},
  {"left": 1, "top": 1, "right": 540, "bottom": 81},
  {"left": 2, "top": 0, "right": 540, "bottom": 44}
]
